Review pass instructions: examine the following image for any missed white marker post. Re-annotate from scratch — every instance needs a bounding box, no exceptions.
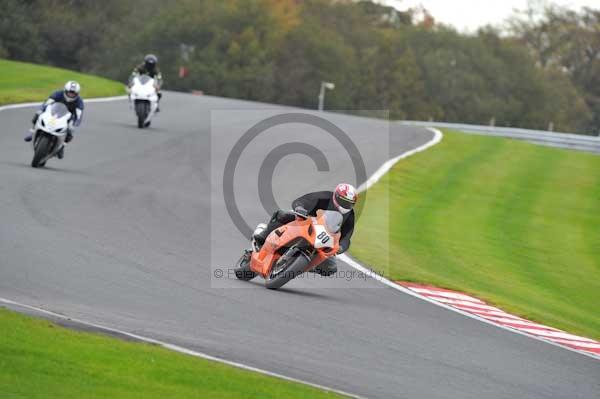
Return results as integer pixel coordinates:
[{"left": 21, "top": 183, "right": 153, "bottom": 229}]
[{"left": 318, "top": 81, "right": 335, "bottom": 111}]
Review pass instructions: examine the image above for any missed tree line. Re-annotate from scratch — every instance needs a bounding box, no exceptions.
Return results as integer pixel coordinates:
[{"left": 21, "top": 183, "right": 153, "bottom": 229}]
[{"left": 1, "top": 0, "right": 597, "bottom": 134}]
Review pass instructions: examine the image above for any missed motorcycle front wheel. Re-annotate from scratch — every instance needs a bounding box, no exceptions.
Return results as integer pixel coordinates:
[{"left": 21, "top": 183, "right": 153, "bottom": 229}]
[
  {"left": 31, "top": 134, "right": 52, "bottom": 168},
  {"left": 265, "top": 248, "right": 311, "bottom": 290},
  {"left": 135, "top": 101, "right": 150, "bottom": 128}
]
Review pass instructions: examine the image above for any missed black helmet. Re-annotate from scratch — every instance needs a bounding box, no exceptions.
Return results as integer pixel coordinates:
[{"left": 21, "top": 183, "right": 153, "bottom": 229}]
[{"left": 144, "top": 54, "right": 158, "bottom": 72}]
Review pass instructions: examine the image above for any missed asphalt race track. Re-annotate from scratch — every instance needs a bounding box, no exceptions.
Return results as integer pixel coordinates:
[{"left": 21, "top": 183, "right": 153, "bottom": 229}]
[{"left": 1, "top": 92, "right": 598, "bottom": 398}]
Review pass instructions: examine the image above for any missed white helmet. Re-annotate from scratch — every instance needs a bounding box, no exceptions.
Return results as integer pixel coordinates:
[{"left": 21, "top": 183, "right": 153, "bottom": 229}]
[
  {"left": 63, "top": 81, "right": 81, "bottom": 102},
  {"left": 332, "top": 183, "right": 358, "bottom": 214}
]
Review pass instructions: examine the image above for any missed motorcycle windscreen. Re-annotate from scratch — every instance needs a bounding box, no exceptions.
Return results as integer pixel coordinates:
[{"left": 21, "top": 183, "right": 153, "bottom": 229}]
[
  {"left": 322, "top": 210, "right": 343, "bottom": 234},
  {"left": 137, "top": 75, "right": 152, "bottom": 85},
  {"left": 49, "top": 103, "right": 69, "bottom": 118}
]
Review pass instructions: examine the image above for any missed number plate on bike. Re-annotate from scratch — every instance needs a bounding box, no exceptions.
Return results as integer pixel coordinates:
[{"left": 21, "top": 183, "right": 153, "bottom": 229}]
[{"left": 313, "top": 225, "right": 333, "bottom": 248}]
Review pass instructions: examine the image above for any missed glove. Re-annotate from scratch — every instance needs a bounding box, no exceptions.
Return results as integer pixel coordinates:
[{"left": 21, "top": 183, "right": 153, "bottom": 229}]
[{"left": 294, "top": 206, "right": 308, "bottom": 219}]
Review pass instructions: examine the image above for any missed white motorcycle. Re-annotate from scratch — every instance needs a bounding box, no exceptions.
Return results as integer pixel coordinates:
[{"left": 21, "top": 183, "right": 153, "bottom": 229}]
[
  {"left": 30, "top": 102, "right": 71, "bottom": 168},
  {"left": 128, "top": 75, "right": 158, "bottom": 128}
]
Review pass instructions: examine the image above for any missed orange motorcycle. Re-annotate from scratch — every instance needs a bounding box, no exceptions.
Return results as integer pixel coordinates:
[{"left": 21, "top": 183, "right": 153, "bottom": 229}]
[{"left": 234, "top": 209, "right": 342, "bottom": 289}]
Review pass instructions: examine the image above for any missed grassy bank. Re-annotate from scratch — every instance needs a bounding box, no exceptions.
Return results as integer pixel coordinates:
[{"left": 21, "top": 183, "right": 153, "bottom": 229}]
[
  {"left": 351, "top": 130, "right": 600, "bottom": 340},
  {"left": 0, "top": 307, "right": 344, "bottom": 399},
  {"left": 0, "top": 59, "right": 124, "bottom": 105}
]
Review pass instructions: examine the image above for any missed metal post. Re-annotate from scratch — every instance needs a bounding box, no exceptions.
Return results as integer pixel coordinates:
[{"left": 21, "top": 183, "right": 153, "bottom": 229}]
[
  {"left": 318, "top": 81, "right": 335, "bottom": 111},
  {"left": 318, "top": 84, "right": 325, "bottom": 111}
]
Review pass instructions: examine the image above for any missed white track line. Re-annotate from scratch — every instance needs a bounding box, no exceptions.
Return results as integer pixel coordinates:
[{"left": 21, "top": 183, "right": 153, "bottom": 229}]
[
  {"left": 474, "top": 315, "right": 560, "bottom": 330},
  {"left": 340, "top": 253, "right": 599, "bottom": 361},
  {"left": 0, "top": 297, "right": 364, "bottom": 399},
  {"left": 451, "top": 307, "right": 527, "bottom": 321},
  {"left": 407, "top": 284, "right": 600, "bottom": 353},
  {"left": 357, "top": 128, "right": 443, "bottom": 191},
  {"left": 342, "top": 127, "right": 600, "bottom": 361}
]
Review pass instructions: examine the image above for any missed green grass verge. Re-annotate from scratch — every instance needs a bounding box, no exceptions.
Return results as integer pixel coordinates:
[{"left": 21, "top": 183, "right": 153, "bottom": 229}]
[
  {"left": 0, "top": 307, "right": 344, "bottom": 399},
  {"left": 0, "top": 58, "right": 124, "bottom": 105},
  {"left": 351, "top": 129, "right": 600, "bottom": 340}
]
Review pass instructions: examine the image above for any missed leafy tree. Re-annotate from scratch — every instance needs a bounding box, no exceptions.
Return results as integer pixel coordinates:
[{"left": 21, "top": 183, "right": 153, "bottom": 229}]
[
  {"left": 0, "top": 0, "right": 43, "bottom": 61},
  {"left": 509, "top": 4, "right": 599, "bottom": 133},
  {"left": 3, "top": 0, "right": 595, "bottom": 133}
]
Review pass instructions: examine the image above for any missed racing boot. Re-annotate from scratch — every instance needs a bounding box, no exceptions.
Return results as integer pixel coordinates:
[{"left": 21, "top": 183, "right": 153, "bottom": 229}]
[
  {"left": 251, "top": 223, "right": 268, "bottom": 252},
  {"left": 156, "top": 92, "right": 162, "bottom": 112},
  {"left": 56, "top": 131, "right": 72, "bottom": 159},
  {"left": 24, "top": 128, "right": 35, "bottom": 142}
]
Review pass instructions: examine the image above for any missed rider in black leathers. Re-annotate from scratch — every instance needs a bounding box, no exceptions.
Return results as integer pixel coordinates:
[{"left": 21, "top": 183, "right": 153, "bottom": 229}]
[
  {"left": 129, "top": 54, "right": 163, "bottom": 110},
  {"left": 252, "top": 184, "right": 358, "bottom": 276}
]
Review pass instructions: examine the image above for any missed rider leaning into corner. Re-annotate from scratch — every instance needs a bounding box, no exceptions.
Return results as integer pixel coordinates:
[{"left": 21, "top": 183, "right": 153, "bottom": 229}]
[
  {"left": 252, "top": 183, "right": 358, "bottom": 276},
  {"left": 129, "top": 54, "right": 163, "bottom": 111},
  {"left": 24, "top": 80, "right": 84, "bottom": 160}
]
